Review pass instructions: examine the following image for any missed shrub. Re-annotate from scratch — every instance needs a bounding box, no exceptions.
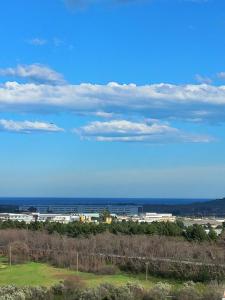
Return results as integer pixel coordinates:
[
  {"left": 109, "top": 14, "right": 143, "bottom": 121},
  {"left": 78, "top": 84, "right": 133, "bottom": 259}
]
[
  {"left": 144, "top": 282, "right": 171, "bottom": 300},
  {"left": 25, "top": 286, "right": 50, "bottom": 300},
  {"left": 0, "top": 286, "right": 51, "bottom": 300},
  {"left": 51, "top": 277, "right": 84, "bottom": 299},
  {"left": 79, "top": 289, "right": 99, "bottom": 300},
  {"left": 202, "top": 289, "right": 223, "bottom": 300},
  {"left": 126, "top": 282, "right": 145, "bottom": 300},
  {"left": 175, "top": 282, "right": 201, "bottom": 300},
  {"left": 202, "top": 283, "right": 224, "bottom": 300},
  {"left": 9, "top": 241, "right": 29, "bottom": 264},
  {"left": 96, "top": 283, "right": 133, "bottom": 300}
]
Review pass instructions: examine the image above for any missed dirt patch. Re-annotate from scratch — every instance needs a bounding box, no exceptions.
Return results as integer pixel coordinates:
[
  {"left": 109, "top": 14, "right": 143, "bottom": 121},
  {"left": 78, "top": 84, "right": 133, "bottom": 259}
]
[{"left": 54, "top": 273, "right": 86, "bottom": 285}]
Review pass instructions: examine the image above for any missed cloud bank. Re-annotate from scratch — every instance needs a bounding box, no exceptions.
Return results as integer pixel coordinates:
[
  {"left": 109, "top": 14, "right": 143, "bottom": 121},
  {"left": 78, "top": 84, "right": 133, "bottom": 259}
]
[
  {"left": 0, "top": 63, "right": 222, "bottom": 143},
  {"left": 28, "top": 38, "right": 47, "bottom": 46},
  {"left": 76, "top": 119, "right": 212, "bottom": 143},
  {"left": 0, "top": 120, "right": 63, "bottom": 134},
  {"left": 0, "top": 64, "right": 65, "bottom": 85},
  {"left": 0, "top": 81, "right": 225, "bottom": 122}
]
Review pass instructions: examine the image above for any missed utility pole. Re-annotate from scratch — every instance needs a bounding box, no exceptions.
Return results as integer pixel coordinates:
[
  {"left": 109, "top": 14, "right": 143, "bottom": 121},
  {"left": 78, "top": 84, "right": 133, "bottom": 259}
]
[{"left": 76, "top": 252, "right": 79, "bottom": 273}]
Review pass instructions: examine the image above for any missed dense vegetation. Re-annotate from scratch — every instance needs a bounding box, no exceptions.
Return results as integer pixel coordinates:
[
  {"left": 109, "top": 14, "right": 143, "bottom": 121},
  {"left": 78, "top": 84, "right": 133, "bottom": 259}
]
[
  {"left": 143, "top": 197, "right": 225, "bottom": 216},
  {"left": 0, "top": 281, "right": 223, "bottom": 300},
  {"left": 0, "top": 219, "right": 219, "bottom": 242},
  {"left": 0, "top": 229, "right": 225, "bottom": 282}
]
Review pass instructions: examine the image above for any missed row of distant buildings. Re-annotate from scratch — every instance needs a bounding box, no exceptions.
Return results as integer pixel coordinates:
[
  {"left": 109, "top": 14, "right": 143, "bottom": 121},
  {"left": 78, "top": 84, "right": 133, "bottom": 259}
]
[
  {"left": 0, "top": 203, "right": 224, "bottom": 228},
  {"left": 0, "top": 212, "right": 99, "bottom": 224},
  {"left": 19, "top": 204, "right": 141, "bottom": 215},
  {"left": 0, "top": 212, "right": 175, "bottom": 224},
  {"left": 117, "top": 213, "right": 176, "bottom": 223}
]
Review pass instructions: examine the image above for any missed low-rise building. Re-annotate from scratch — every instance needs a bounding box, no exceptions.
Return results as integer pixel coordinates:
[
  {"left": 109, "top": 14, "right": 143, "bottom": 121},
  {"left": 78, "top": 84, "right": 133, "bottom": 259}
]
[
  {"left": 0, "top": 211, "right": 176, "bottom": 225},
  {"left": 139, "top": 212, "right": 176, "bottom": 223},
  {"left": 181, "top": 217, "right": 224, "bottom": 228},
  {"left": 19, "top": 204, "right": 141, "bottom": 215},
  {"left": 116, "top": 212, "right": 175, "bottom": 223},
  {"left": 0, "top": 213, "right": 34, "bottom": 223},
  {"left": 36, "top": 214, "right": 71, "bottom": 224}
]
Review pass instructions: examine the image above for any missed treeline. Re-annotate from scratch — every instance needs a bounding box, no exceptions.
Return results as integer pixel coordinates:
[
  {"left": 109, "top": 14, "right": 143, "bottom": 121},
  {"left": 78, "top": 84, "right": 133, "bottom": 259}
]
[
  {"left": 0, "top": 219, "right": 219, "bottom": 241},
  {"left": 1, "top": 229, "right": 225, "bottom": 281},
  {"left": 0, "top": 281, "right": 223, "bottom": 300},
  {"left": 0, "top": 205, "right": 17, "bottom": 213},
  {"left": 143, "top": 197, "right": 225, "bottom": 217}
]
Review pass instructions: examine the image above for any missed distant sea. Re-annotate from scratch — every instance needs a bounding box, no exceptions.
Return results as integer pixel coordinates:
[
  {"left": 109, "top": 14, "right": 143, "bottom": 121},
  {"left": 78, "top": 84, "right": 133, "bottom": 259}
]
[{"left": 0, "top": 197, "right": 213, "bottom": 206}]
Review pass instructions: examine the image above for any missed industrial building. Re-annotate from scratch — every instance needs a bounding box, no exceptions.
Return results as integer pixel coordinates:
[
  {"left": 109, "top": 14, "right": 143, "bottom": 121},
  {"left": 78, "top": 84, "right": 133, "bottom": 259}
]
[{"left": 19, "top": 204, "right": 141, "bottom": 216}]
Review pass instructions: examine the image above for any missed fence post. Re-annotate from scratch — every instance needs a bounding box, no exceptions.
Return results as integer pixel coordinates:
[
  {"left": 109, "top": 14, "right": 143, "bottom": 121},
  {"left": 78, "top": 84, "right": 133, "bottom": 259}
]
[
  {"left": 76, "top": 252, "right": 79, "bottom": 273},
  {"left": 9, "top": 245, "right": 12, "bottom": 267},
  {"left": 145, "top": 262, "right": 149, "bottom": 281}
]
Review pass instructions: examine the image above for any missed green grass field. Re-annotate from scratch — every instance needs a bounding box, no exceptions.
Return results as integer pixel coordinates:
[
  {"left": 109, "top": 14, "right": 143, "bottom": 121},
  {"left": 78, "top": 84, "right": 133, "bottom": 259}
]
[{"left": 0, "top": 260, "right": 204, "bottom": 291}]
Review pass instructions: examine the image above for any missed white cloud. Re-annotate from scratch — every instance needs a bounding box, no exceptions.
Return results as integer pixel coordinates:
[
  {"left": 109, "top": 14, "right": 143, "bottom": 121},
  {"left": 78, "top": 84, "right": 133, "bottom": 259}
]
[
  {"left": 75, "top": 119, "right": 212, "bottom": 143},
  {"left": 94, "top": 111, "right": 115, "bottom": 118},
  {"left": 28, "top": 38, "right": 47, "bottom": 46},
  {"left": 0, "top": 120, "right": 63, "bottom": 134},
  {"left": 216, "top": 72, "right": 225, "bottom": 79},
  {"left": 0, "top": 64, "right": 65, "bottom": 85},
  {"left": 0, "top": 81, "right": 225, "bottom": 122},
  {"left": 195, "top": 74, "right": 212, "bottom": 84},
  {"left": 53, "top": 37, "right": 64, "bottom": 47}
]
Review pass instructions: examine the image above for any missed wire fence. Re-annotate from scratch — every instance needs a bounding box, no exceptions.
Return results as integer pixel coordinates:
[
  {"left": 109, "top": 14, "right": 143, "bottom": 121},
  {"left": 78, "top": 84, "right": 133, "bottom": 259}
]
[{"left": 1, "top": 243, "right": 225, "bottom": 281}]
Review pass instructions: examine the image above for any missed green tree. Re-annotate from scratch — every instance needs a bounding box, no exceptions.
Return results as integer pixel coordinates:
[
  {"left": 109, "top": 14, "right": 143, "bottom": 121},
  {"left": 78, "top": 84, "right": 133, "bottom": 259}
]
[{"left": 208, "top": 228, "right": 217, "bottom": 241}]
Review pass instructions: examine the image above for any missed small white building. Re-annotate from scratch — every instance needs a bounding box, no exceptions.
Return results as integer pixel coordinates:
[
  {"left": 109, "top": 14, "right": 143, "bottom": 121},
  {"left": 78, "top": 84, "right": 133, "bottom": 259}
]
[
  {"left": 0, "top": 213, "right": 34, "bottom": 223},
  {"left": 116, "top": 212, "right": 175, "bottom": 223},
  {"left": 139, "top": 213, "right": 176, "bottom": 223},
  {"left": 36, "top": 214, "right": 71, "bottom": 223}
]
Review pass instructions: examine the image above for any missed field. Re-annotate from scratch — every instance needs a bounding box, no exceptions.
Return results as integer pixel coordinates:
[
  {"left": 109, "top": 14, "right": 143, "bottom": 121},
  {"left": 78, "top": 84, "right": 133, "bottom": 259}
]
[{"left": 0, "top": 259, "right": 189, "bottom": 290}]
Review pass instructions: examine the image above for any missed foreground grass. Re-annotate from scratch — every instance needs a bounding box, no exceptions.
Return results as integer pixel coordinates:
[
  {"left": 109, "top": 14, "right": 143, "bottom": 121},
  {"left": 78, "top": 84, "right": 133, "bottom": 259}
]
[{"left": 0, "top": 261, "right": 204, "bottom": 291}]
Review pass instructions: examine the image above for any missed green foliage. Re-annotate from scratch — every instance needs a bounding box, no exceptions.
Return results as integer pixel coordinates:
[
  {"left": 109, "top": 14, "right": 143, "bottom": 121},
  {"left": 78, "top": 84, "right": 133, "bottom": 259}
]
[
  {"left": 0, "top": 219, "right": 217, "bottom": 241},
  {"left": 145, "top": 282, "right": 171, "bottom": 300},
  {"left": 208, "top": 229, "right": 217, "bottom": 241},
  {"left": 176, "top": 219, "right": 185, "bottom": 229},
  {"left": 99, "top": 210, "right": 111, "bottom": 222},
  {"left": 0, "top": 281, "right": 221, "bottom": 300},
  {"left": 175, "top": 281, "right": 201, "bottom": 300},
  {"left": 184, "top": 224, "right": 209, "bottom": 241}
]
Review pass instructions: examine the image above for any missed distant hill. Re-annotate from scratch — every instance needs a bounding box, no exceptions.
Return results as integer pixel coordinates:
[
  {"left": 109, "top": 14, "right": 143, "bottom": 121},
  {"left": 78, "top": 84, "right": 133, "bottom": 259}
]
[
  {"left": 0, "top": 198, "right": 225, "bottom": 217},
  {"left": 143, "top": 197, "right": 225, "bottom": 217},
  {"left": 0, "top": 205, "right": 18, "bottom": 213}
]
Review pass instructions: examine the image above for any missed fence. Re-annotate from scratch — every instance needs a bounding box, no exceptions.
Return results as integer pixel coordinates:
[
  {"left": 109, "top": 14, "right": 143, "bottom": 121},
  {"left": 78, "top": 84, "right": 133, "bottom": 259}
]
[{"left": 1, "top": 243, "right": 225, "bottom": 282}]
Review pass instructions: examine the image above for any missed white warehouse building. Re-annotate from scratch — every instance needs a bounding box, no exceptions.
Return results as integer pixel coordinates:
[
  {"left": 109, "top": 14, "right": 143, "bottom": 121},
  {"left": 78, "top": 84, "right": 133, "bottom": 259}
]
[{"left": 138, "top": 213, "right": 176, "bottom": 223}]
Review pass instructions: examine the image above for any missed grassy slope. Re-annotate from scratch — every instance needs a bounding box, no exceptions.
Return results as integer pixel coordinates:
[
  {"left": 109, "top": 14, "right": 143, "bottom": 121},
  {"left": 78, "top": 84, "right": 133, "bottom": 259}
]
[{"left": 0, "top": 261, "right": 188, "bottom": 289}]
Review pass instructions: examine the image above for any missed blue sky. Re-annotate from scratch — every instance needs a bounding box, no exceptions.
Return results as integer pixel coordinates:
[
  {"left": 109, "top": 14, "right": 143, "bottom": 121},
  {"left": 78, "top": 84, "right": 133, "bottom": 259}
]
[{"left": 0, "top": 0, "right": 225, "bottom": 198}]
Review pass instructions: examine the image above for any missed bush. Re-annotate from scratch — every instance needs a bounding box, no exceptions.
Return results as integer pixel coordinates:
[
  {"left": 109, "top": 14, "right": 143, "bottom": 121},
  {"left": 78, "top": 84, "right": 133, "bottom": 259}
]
[
  {"left": 126, "top": 282, "right": 145, "bottom": 300},
  {"left": 144, "top": 282, "right": 171, "bottom": 300},
  {"left": 51, "top": 277, "right": 84, "bottom": 299},
  {"left": 202, "top": 283, "right": 224, "bottom": 300},
  {"left": 79, "top": 289, "right": 99, "bottom": 300},
  {"left": 175, "top": 282, "right": 201, "bottom": 300},
  {"left": 25, "top": 286, "right": 50, "bottom": 300},
  {"left": 202, "top": 289, "right": 222, "bottom": 300},
  {"left": 96, "top": 283, "right": 133, "bottom": 300},
  {"left": 10, "top": 241, "right": 29, "bottom": 264},
  {"left": 0, "top": 286, "right": 51, "bottom": 300}
]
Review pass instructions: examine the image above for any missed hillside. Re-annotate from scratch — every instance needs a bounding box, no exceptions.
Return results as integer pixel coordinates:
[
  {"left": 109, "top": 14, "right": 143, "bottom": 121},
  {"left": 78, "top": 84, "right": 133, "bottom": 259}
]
[{"left": 143, "top": 197, "right": 225, "bottom": 217}]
